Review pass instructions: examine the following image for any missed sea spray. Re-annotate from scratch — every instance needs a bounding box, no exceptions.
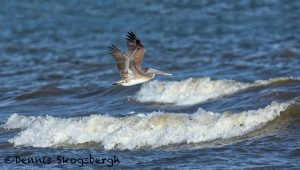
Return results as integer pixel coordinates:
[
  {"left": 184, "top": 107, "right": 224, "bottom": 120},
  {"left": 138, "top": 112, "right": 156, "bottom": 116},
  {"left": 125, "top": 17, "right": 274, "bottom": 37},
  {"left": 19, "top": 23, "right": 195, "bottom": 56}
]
[
  {"left": 135, "top": 77, "right": 300, "bottom": 105},
  {"left": 4, "top": 101, "right": 290, "bottom": 150}
]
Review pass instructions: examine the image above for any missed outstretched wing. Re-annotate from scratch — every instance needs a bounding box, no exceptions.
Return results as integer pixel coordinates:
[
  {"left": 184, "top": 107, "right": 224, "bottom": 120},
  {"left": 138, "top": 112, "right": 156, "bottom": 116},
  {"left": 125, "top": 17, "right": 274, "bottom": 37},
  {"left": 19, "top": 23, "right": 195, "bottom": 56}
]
[
  {"left": 126, "top": 32, "right": 145, "bottom": 72},
  {"left": 108, "top": 45, "right": 129, "bottom": 79}
]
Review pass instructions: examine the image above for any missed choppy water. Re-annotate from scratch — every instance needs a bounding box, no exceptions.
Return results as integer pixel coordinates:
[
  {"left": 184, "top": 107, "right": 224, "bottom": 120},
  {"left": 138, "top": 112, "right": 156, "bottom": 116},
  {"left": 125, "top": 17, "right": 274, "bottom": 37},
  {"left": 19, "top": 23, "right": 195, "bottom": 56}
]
[{"left": 1, "top": 0, "right": 300, "bottom": 169}]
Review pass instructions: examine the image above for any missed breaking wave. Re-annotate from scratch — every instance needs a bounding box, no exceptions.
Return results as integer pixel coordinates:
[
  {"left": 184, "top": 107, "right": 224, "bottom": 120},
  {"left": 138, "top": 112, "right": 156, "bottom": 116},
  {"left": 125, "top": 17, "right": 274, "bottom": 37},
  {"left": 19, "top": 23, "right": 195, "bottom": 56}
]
[
  {"left": 135, "top": 77, "right": 300, "bottom": 105},
  {"left": 3, "top": 101, "right": 293, "bottom": 150}
]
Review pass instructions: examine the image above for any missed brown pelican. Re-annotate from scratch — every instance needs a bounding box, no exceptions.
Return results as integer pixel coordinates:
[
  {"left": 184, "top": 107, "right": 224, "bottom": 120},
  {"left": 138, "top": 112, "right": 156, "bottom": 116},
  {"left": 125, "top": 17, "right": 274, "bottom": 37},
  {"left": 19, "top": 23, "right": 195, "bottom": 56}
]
[{"left": 108, "top": 32, "right": 172, "bottom": 86}]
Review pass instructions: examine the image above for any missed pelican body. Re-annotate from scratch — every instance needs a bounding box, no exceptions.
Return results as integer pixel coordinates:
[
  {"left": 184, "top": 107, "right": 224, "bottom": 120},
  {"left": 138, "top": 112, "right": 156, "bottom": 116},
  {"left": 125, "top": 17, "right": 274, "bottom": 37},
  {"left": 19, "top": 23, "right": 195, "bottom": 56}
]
[{"left": 108, "top": 32, "right": 171, "bottom": 86}]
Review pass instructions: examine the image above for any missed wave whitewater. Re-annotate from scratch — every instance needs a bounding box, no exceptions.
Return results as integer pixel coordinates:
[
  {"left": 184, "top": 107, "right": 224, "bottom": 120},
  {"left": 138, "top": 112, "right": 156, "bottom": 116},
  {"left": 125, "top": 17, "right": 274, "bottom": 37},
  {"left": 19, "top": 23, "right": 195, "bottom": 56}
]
[
  {"left": 3, "top": 101, "right": 292, "bottom": 150},
  {"left": 135, "top": 77, "right": 300, "bottom": 105}
]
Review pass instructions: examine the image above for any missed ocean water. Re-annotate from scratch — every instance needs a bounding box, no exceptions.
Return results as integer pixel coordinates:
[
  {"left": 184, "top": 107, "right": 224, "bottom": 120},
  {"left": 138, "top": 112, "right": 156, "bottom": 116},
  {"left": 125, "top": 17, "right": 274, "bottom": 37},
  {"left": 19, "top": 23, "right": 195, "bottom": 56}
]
[{"left": 1, "top": 0, "right": 300, "bottom": 169}]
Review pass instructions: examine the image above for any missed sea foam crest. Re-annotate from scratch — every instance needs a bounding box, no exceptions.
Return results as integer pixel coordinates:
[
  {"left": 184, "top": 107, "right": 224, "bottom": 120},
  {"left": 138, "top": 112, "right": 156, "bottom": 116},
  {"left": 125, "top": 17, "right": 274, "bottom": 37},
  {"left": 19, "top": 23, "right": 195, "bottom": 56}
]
[
  {"left": 135, "top": 77, "right": 299, "bottom": 105},
  {"left": 4, "top": 101, "right": 289, "bottom": 150}
]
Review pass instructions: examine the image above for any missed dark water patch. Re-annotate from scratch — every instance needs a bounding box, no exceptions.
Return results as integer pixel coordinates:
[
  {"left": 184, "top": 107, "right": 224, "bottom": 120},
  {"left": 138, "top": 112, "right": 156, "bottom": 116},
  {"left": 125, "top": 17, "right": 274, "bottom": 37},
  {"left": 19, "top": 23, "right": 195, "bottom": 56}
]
[
  {"left": 37, "top": 73, "right": 65, "bottom": 81},
  {"left": 288, "top": 148, "right": 300, "bottom": 157},
  {"left": 280, "top": 48, "right": 297, "bottom": 58},
  {"left": 15, "top": 86, "right": 72, "bottom": 100},
  {"left": 75, "top": 88, "right": 107, "bottom": 99}
]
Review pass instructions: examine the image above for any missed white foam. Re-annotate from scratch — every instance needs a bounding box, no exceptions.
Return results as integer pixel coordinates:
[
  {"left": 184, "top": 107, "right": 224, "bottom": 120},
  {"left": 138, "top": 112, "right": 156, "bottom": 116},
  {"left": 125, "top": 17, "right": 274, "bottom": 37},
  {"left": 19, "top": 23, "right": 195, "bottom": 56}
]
[
  {"left": 3, "top": 101, "right": 290, "bottom": 150},
  {"left": 135, "top": 77, "right": 299, "bottom": 105}
]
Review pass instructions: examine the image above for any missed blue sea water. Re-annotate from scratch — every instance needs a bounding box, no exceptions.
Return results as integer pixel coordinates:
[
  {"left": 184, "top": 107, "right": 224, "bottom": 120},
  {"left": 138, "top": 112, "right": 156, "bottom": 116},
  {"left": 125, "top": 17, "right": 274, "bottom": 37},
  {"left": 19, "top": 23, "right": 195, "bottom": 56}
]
[{"left": 0, "top": 0, "right": 300, "bottom": 169}]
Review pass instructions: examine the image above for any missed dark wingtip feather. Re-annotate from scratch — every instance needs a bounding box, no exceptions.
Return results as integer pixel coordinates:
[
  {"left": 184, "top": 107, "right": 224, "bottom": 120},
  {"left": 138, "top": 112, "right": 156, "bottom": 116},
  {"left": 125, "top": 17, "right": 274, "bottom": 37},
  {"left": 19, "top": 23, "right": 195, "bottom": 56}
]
[
  {"left": 108, "top": 45, "right": 116, "bottom": 53},
  {"left": 136, "top": 39, "right": 143, "bottom": 47},
  {"left": 127, "top": 31, "right": 136, "bottom": 41}
]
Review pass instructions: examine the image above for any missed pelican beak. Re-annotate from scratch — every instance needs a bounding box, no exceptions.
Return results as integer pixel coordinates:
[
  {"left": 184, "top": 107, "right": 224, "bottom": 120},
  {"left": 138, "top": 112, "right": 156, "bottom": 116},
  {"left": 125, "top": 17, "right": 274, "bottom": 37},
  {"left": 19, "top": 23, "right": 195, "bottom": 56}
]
[{"left": 149, "top": 68, "right": 172, "bottom": 76}]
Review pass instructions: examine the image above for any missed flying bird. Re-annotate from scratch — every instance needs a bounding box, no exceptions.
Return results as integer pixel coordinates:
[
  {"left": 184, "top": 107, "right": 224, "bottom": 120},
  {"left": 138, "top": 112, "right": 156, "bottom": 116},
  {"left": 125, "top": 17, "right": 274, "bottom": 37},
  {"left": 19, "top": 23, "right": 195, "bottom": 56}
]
[{"left": 108, "top": 32, "right": 172, "bottom": 86}]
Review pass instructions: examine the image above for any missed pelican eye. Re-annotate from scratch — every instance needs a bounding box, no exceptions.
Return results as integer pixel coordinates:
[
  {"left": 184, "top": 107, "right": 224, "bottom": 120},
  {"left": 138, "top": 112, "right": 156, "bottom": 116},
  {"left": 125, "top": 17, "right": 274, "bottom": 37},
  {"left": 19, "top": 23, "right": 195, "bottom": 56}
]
[{"left": 144, "top": 67, "right": 149, "bottom": 72}]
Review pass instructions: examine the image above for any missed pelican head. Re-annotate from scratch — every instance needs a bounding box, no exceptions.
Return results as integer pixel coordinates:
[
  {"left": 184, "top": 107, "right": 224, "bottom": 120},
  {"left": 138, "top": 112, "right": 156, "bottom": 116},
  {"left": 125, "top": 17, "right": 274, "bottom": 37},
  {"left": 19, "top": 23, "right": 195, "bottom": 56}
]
[{"left": 144, "top": 67, "right": 172, "bottom": 76}]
